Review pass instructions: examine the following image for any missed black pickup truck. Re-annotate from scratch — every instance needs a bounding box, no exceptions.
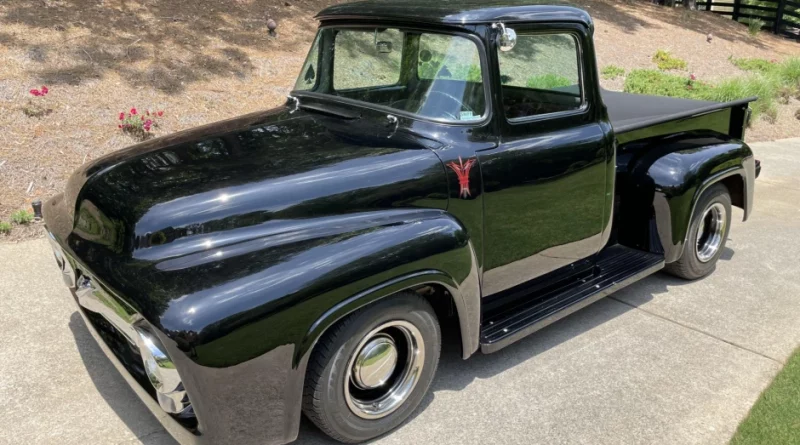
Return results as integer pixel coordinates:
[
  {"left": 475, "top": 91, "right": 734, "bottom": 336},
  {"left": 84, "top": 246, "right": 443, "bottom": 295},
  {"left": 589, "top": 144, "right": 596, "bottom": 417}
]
[{"left": 43, "top": 1, "right": 760, "bottom": 444}]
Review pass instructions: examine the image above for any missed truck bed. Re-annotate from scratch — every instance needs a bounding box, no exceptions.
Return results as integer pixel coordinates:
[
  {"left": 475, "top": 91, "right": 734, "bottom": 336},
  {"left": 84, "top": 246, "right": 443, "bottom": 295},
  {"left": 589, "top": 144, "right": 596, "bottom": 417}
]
[{"left": 601, "top": 89, "right": 756, "bottom": 137}]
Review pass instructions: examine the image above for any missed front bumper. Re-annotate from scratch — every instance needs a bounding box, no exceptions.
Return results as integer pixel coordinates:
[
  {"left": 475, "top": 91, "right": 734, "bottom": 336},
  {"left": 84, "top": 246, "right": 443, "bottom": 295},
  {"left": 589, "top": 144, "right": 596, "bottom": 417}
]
[
  {"left": 46, "top": 225, "right": 303, "bottom": 445},
  {"left": 71, "top": 294, "right": 202, "bottom": 445},
  {"left": 48, "top": 233, "right": 200, "bottom": 443}
]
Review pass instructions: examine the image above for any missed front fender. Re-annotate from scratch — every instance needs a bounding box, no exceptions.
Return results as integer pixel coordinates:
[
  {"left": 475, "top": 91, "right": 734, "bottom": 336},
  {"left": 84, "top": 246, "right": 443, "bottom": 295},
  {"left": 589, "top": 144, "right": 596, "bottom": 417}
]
[
  {"left": 153, "top": 209, "right": 480, "bottom": 444},
  {"left": 628, "top": 134, "right": 754, "bottom": 263}
]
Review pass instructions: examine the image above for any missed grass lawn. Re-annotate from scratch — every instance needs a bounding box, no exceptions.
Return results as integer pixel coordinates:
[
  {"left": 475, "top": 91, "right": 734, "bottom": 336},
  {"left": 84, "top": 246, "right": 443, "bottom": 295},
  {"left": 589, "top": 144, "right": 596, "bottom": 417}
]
[
  {"left": 731, "top": 347, "right": 800, "bottom": 445},
  {"left": 623, "top": 56, "right": 800, "bottom": 122}
]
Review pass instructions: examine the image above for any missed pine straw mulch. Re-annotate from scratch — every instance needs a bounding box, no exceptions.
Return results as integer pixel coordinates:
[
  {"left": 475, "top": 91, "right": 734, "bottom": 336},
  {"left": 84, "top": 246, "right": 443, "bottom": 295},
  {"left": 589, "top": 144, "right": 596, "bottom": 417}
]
[{"left": 1, "top": 0, "right": 799, "bottom": 243}]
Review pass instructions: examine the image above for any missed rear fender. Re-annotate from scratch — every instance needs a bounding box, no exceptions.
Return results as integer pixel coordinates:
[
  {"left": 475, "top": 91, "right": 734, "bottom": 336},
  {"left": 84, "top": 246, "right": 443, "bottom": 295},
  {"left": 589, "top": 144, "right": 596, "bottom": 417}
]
[{"left": 625, "top": 134, "right": 754, "bottom": 263}]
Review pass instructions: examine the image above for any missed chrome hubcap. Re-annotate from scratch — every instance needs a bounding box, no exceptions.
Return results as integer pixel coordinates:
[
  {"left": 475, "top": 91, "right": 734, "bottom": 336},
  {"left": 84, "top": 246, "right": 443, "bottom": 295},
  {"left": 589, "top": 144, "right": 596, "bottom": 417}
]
[
  {"left": 352, "top": 335, "right": 398, "bottom": 390},
  {"left": 345, "top": 321, "right": 424, "bottom": 419},
  {"left": 696, "top": 202, "right": 726, "bottom": 263}
]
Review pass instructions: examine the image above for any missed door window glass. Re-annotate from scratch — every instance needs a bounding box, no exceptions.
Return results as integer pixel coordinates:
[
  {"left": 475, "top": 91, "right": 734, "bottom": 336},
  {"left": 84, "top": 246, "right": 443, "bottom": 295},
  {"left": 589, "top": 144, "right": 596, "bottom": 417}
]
[{"left": 497, "top": 33, "right": 583, "bottom": 119}]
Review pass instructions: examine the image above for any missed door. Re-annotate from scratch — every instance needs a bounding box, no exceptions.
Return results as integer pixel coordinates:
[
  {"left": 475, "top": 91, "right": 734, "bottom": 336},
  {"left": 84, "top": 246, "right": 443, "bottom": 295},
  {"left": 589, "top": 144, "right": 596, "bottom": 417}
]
[{"left": 479, "top": 28, "right": 612, "bottom": 296}]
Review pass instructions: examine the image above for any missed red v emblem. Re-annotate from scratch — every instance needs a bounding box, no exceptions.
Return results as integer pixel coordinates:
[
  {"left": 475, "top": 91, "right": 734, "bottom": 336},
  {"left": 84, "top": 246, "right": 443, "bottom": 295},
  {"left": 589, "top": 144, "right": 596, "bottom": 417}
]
[{"left": 446, "top": 156, "right": 475, "bottom": 199}]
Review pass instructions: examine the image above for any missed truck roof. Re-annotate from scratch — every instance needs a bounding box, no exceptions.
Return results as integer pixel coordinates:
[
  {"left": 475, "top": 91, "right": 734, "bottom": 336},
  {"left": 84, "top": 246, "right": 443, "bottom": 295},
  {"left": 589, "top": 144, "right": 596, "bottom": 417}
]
[{"left": 316, "top": 0, "right": 592, "bottom": 26}]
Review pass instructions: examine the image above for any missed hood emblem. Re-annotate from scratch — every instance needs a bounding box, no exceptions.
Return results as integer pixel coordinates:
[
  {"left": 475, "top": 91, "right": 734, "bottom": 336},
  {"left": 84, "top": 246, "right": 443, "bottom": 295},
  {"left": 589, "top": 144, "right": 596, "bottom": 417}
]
[{"left": 446, "top": 156, "right": 476, "bottom": 199}]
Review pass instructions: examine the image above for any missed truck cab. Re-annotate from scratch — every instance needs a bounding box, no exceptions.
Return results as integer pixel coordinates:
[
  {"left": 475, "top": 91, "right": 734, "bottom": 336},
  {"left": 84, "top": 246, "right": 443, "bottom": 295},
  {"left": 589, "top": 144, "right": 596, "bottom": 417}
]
[{"left": 43, "top": 2, "right": 758, "bottom": 444}]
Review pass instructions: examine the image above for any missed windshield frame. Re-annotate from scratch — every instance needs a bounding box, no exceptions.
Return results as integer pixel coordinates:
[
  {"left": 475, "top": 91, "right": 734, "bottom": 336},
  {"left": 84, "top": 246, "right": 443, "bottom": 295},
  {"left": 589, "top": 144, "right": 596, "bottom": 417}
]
[{"left": 290, "top": 23, "right": 493, "bottom": 127}]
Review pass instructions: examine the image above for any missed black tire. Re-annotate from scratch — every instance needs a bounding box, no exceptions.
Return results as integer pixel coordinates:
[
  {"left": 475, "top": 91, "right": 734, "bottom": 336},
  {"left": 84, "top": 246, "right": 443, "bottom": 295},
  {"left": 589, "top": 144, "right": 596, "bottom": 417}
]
[
  {"left": 302, "top": 292, "right": 441, "bottom": 443},
  {"left": 665, "top": 183, "right": 732, "bottom": 280}
]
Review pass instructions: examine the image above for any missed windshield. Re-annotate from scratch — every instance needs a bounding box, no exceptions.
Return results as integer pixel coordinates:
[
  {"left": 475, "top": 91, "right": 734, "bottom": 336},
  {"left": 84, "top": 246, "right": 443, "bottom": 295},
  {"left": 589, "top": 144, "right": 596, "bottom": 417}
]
[{"left": 294, "top": 27, "right": 487, "bottom": 123}]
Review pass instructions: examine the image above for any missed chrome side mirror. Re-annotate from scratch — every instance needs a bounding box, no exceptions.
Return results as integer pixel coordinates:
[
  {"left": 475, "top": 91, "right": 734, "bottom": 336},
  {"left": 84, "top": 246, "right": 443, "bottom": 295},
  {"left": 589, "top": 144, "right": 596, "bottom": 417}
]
[{"left": 493, "top": 23, "right": 517, "bottom": 52}]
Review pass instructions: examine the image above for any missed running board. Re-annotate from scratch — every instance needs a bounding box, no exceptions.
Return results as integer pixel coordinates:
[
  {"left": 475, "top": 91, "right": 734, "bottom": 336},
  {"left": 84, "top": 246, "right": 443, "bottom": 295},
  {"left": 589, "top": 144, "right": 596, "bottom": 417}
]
[{"left": 480, "top": 245, "right": 664, "bottom": 354}]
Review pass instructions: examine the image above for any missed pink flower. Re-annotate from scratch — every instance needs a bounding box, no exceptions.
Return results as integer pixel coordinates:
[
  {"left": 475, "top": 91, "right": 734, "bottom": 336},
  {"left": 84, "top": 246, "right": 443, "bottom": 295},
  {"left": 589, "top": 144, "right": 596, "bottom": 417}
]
[
  {"left": 145, "top": 119, "right": 153, "bottom": 126},
  {"left": 30, "top": 89, "right": 41, "bottom": 96},
  {"left": 689, "top": 74, "right": 696, "bottom": 81},
  {"left": 130, "top": 107, "right": 137, "bottom": 115},
  {"left": 157, "top": 111, "right": 164, "bottom": 117},
  {"left": 119, "top": 112, "right": 125, "bottom": 120},
  {"left": 118, "top": 125, "right": 123, "bottom": 129},
  {"left": 41, "top": 86, "right": 49, "bottom": 95}
]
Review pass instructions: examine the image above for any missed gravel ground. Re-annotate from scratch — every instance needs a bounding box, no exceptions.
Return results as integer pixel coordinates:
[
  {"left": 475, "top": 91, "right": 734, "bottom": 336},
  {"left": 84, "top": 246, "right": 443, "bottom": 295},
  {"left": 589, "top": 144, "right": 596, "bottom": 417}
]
[{"left": 1, "top": 0, "right": 799, "bottom": 243}]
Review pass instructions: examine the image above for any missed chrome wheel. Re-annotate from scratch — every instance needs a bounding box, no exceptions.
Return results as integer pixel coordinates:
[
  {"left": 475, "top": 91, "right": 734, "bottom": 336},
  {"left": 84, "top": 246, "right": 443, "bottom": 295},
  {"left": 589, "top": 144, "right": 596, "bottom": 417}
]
[
  {"left": 696, "top": 202, "right": 726, "bottom": 263},
  {"left": 344, "top": 320, "right": 425, "bottom": 419}
]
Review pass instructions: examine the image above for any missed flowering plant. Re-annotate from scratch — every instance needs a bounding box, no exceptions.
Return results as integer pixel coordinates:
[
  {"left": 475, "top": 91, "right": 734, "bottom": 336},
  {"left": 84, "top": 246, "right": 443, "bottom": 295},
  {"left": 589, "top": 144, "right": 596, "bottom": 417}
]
[
  {"left": 30, "top": 86, "right": 49, "bottom": 97},
  {"left": 118, "top": 108, "right": 164, "bottom": 140},
  {"left": 686, "top": 73, "right": 697, "bottom": 90},
  {"left": 23, "top": 85, "right": 52, "bottom": 117}
]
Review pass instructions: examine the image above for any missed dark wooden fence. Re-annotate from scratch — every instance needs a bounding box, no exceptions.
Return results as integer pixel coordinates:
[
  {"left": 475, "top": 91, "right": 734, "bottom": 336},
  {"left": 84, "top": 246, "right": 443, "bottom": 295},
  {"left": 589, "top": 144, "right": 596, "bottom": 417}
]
[{"left": 674, "top": 0, "right": 800, "bottom": 41}]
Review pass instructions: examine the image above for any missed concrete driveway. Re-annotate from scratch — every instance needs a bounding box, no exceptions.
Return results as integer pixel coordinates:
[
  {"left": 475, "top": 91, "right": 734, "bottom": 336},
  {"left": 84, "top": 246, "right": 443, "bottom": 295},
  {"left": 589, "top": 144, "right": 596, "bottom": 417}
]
[{"left": 2, "top": 138, "right": 799, "bottom": 445}]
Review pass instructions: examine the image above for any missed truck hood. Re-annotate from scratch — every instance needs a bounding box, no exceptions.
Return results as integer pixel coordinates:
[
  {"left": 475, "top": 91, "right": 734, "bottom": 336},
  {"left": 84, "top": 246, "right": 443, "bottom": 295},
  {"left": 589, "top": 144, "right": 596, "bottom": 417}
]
[{"left": 47, "top": 105, "right": 450, "bottom": 332}]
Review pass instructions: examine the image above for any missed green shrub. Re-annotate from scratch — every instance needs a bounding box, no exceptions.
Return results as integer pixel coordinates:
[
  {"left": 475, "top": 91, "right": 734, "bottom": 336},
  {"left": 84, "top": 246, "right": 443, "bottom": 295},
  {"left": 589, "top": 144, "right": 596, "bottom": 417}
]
[
  {"left": 526, "top": 74, "right": 572, "bottom": 89},
  {"left": 729, "top": 57, "right": 800, "bottom": 94},
  {"left": 0, "top": 222, "right": 11, "bottom": 234},
  {"left": 704, "top": 75, "right": 780, "bottom": 120},
  {"left": 747, "top": 18, "right": 765, "bottom": 37},
  {"left": 778, "top": 57, "right": 800, "bottom": 86},
  {"left": 601, "top": 65, "right": 625, "bottom": 80},
  {"left": 623, "top": 69, "right": 709, "bottom": 99},
  {"left": 623, "top": 69, "right": 779, "bottom": 122},
  {"left": 10, "top": 210, "right": 33, "bottom": 225},
  {"left": 652, "top": 49, "right": 687, "bottom": 71},
  {"left": 730, "top": 57, "right": 777, "bottom": 73}
]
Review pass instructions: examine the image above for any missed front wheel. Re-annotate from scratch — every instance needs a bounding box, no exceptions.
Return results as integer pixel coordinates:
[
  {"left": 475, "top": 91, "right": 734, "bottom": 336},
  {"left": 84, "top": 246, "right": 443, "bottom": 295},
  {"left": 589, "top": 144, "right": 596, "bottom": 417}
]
[
  {"left": 665, "top": 183, "right": 732, "bottom": 280},
  {"left": 302, "top": 292, "right": 441, "bottom": 443}
]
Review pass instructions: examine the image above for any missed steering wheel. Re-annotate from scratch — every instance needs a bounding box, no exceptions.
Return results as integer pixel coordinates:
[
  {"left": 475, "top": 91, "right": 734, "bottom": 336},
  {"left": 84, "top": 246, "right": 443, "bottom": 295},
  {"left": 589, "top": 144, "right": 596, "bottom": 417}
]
[
  {"left": 390, "top": 90, "right": 475, "bottom": 121},
  {"left": 422, "top": 91, "right": 473, "bottom": 121}
]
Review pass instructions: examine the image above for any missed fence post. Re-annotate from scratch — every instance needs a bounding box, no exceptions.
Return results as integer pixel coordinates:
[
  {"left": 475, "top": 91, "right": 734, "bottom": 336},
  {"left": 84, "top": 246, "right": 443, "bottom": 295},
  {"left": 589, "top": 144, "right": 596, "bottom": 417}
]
[
  {"left": 706, "top": 0, "right": 711, "bottom": 11},
  {"left": 732, "top": 0, "right": 741, "bottom": 21},
  {"left": 774, "top": 0, "right": 786, "bottom": 34}
]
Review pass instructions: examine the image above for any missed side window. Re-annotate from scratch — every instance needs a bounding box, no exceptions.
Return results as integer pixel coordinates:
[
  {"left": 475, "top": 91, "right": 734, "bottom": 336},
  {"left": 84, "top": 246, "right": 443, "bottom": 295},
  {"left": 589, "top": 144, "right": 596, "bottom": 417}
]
[
  {"left": 418, "top": 34, "right": 482, "bottom": 82},
  {"left": 295, "top": 33, "right": 321, "bottom": 91},
  {"left": 498, "top": 33, "right": 583, "bottom": 120},
  {"left": 333, "top": 29, "right": 403, "bottom": 90}
]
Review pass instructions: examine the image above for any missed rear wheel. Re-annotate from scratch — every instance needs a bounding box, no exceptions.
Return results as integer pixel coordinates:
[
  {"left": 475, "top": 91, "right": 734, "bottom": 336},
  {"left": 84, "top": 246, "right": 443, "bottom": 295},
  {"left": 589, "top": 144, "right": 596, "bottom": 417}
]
[
  {"left": 302, "top": 292, "right": 441, "bottom": 443},
  {"left": 665, "top": 183, "right": 732, "bottom": 280}
]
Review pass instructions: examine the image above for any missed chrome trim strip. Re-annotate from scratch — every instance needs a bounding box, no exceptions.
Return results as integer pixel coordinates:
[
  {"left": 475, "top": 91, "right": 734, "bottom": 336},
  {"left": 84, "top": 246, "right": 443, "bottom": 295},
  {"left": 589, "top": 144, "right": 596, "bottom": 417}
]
[{"left": 75, "top": 275, "right": 142, "bottom": 346}]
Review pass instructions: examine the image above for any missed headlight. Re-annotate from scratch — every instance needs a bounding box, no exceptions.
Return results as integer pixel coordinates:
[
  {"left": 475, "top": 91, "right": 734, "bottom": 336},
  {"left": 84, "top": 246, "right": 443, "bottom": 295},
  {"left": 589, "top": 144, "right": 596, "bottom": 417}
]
[{"left": 135, "top": 327, "right": 191, "bottom": 414}]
